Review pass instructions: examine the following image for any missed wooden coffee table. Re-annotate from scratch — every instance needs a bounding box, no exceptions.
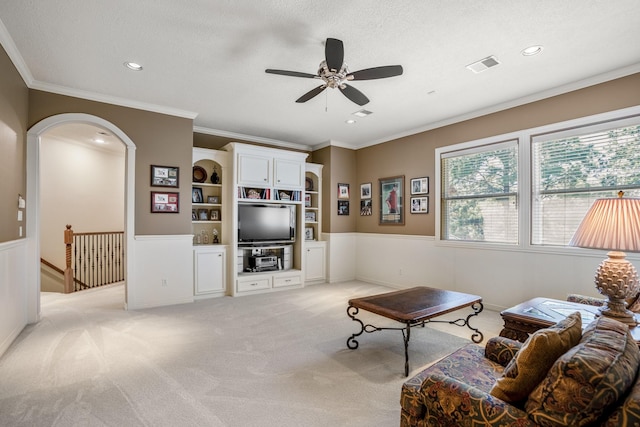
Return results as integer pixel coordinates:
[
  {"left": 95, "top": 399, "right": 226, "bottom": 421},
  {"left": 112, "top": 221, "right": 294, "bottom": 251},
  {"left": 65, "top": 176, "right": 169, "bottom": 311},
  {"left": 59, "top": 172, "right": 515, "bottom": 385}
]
[
  {"left": 346, "top": 286, "right": 483, "bottom": 376},
  {"left": 500, "top": 297, "right": 640, "bottom": 343}
]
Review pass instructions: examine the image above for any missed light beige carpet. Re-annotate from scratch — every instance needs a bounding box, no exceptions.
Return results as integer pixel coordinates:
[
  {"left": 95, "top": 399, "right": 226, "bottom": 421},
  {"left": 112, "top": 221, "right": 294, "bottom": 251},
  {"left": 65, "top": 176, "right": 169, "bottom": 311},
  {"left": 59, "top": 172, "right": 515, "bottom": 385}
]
[{"left": 0, "top": 281, "right": 472, "bottom": 426}]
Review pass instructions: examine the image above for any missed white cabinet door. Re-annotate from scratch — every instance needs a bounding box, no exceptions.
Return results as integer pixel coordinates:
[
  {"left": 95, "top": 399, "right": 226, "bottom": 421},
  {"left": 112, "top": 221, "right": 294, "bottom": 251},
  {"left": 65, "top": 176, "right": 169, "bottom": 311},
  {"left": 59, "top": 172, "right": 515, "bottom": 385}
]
[
  {"left": 305, "top": 244, "right": 325, "bottom": 282},
  {"left": 238, "top": 153, "right": 272, "bottom": 186},
  {"left": 194, "top": 248, "right": 226, "bottom": 295},
  {"left": 274, "top": 158, "right": 304, "bottom": 188}
]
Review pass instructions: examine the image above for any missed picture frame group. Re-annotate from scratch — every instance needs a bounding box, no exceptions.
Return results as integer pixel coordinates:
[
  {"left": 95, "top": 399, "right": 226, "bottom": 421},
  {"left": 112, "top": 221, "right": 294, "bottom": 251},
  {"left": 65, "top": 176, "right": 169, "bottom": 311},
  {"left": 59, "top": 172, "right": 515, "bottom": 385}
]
[
  {"left": 151, "top": 192, "right": 179, "bottom": 213},
  {"left": 150, "top": 165, "right": 179, "bottom": 188},
  {"left": 193, "top": 209, "right": 220, "bottom": 221}
]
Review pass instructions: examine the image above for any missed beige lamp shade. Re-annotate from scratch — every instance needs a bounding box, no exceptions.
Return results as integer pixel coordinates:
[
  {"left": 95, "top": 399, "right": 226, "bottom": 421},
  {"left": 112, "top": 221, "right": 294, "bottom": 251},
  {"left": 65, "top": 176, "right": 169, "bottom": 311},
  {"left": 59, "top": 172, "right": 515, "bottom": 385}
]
[{"left": 569, "top": 195, "right": 640, "bottom": 252}]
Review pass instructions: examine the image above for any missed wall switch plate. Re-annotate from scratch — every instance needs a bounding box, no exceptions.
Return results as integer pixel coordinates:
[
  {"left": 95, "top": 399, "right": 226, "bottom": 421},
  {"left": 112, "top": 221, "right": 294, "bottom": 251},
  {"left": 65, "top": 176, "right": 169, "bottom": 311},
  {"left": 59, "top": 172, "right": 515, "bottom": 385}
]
[
  {"left": 17, "top": 210, "right": 23, "bottom": 221},
  {"left": 18, "top": 196, "right": 25, "bottom": 209}
]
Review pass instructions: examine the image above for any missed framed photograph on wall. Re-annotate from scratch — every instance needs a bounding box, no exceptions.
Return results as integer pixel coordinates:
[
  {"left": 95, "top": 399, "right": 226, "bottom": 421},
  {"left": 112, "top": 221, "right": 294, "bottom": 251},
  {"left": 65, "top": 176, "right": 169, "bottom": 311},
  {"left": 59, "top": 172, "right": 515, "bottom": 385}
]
[
  {"left": 379, "top": 175, "right": 404, "bottom": 225},
  {"left": 360, "top": 182, "right": 372, "bottom": 199},
  {"left": 338, "top": 183, "right": 350, "bottom": 199},
  {"left": 410, "top": 177, "right": 429, "bottom": 195},
  {"left": 360, "top": 199, "right": 372, "bottom": 216},
  {"left": 151, "top": 192, "right": 179, "bottom": 213},
  {"left": 410, "top": 197, "right": 429, "bottom": 214},
  {"left": 151, "top": 165, "right": 179, "bottom": 188},
  {"left": 338, "top": 200, "right": 349, "bottom": 215}
]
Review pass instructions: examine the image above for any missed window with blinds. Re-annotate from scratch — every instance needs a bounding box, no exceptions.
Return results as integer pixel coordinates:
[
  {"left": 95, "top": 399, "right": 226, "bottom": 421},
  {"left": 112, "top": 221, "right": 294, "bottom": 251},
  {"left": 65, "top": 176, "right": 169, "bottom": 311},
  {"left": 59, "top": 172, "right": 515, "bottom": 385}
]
[
  {"left": 532, "top": 122, "right": 640, "bottom": 246},
  {"left": 441, "top": 140, "right": 518, "bottom": 243}
]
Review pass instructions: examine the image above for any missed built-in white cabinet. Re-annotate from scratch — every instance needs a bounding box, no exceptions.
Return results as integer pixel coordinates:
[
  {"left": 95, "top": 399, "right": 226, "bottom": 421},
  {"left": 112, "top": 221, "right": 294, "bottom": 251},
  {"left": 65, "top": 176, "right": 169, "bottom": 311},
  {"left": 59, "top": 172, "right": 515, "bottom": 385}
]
[
  {"left": 223, "top": 142, "right": 309, "bottom": 296},
  {"left": 304, "top": 241, "right": 326, "bottom": 283},
  {"left": 237, "top": 153, "right": 272, "bottom": 187},
  {"left": 192, "top": 148, "right": 230, "bottom": 299},
  {"left": 194, "top": 245, "right": 226, "bottom": 297}
]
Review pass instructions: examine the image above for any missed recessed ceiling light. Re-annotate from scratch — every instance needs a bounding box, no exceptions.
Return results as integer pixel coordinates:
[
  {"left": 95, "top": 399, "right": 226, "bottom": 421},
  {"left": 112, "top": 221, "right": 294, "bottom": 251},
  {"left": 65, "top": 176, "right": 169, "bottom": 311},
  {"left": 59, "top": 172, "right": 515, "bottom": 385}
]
[
  {"left": 124, "top": 61, "right": 143, "bottom": 71},
  {"left": 93, "top": 137, "right": 106, "bottom": 144},
  {"left": 521, "top": 45, "right": 543, "bottom": 56},
  {"left": 345, "top": 119, "right": 356, "bottom": 124},
  {"left": 352, "top": 109, "right": 373, "bottom": 118}
]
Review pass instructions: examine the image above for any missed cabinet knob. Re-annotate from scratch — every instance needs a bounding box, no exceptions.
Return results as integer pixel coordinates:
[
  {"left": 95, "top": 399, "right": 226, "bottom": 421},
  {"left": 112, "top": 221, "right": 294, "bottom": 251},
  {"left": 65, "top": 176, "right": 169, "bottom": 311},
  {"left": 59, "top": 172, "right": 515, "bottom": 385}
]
[{"left": 217, "top": 254, "right": 222, "bottom": 257}]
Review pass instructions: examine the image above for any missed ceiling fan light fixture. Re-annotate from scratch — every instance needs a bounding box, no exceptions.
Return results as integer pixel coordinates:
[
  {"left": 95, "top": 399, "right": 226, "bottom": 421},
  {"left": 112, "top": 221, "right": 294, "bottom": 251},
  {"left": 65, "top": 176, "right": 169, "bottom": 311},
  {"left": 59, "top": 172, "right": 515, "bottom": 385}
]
[
  {"left": 521, "top": 45, "right": 544, "bottom": 56},
  {"left": 124, "top": 61, "right": 143, "bottom": 71}
]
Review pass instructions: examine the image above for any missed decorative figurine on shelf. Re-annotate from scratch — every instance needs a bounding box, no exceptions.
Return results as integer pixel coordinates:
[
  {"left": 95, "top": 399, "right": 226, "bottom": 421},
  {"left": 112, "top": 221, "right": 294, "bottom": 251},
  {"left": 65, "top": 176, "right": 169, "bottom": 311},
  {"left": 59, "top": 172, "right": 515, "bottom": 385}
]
[
  {"left": 201, "top": 230, "right": 209, "bottom": 244},
  {"left": 213, "top": 228, "right": 219, "bottom": 244},
  {"left": 211, "top": 166, "right": 220, "bottom": 184}
]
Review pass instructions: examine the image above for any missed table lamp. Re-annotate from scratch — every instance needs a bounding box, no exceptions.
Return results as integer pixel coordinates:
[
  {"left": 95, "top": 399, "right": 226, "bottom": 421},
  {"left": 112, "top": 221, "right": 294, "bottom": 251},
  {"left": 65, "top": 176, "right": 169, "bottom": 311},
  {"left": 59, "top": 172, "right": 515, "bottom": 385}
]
[{"left": 569, "top": 191, "right": 640, "bottom": 325}]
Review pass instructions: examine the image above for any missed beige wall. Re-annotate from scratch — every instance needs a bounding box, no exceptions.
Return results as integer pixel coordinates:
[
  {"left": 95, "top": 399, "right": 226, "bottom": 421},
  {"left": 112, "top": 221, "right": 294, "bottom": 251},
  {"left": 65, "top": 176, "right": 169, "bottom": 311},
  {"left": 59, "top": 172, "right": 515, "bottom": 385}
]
[
  {"left": 354, "top": 73, "right": 640, "bottom": 236},
  {"left": 28, "top": 90, "right": 194, "bottom": 236},
  {"left": 0, "top": 44, "right": 28, "bottom": 243}
]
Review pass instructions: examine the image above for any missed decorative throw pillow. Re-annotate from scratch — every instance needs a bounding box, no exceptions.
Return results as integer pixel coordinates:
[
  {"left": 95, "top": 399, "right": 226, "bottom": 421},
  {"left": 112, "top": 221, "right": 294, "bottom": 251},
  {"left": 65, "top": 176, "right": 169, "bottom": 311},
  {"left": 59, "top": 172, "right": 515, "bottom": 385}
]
[
  {"left": 490, "top": 311, "right": 582, "bottom": 403},
  {"left": 526, "top": 316, "right": 640, "bottom": 426}
]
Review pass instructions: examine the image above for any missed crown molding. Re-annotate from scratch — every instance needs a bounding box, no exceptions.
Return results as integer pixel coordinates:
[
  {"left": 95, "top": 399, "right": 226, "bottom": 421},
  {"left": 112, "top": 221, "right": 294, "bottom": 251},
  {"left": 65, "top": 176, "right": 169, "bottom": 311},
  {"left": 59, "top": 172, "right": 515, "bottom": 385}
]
[
  {"left": 30, "top": 80, "right": 198, "bottom": 120},
  {"left": 193, "top": 126, "right": 312, "bottom": 152},
  {"left": 354, "top": 63, "right": 640, "bottom": 150},
  {"left": 0, "top": 18, "right": 34, "bottom": 86}
]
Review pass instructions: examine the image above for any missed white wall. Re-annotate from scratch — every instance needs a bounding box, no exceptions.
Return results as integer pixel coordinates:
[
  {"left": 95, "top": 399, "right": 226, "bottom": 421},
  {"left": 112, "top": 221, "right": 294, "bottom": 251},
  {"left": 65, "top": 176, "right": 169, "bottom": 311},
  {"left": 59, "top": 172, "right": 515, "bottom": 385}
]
[
  {"left": 0, "top": 240, "right": 27, "bottom": 355},
  {"left": 334, "top": 232, "right": 631, "bottom": 312},
  {"left": 39, "top": 136, "right": 125, "bottom": 269}
]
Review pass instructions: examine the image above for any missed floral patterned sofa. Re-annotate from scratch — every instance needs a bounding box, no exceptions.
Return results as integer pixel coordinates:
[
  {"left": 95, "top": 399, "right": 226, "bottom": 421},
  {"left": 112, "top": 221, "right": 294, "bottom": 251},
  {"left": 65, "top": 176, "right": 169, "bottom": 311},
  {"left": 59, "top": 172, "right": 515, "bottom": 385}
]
[{"left": 400, "top": 313, "right": 640, "bottom": 426}]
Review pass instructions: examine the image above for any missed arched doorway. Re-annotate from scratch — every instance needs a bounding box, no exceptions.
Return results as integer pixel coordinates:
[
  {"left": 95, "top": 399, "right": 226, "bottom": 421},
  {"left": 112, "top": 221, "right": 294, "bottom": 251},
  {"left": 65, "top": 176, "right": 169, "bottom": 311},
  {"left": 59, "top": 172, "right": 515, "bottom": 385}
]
[{"left": 26, "top": 113, "right": 136, "bottom": 322}]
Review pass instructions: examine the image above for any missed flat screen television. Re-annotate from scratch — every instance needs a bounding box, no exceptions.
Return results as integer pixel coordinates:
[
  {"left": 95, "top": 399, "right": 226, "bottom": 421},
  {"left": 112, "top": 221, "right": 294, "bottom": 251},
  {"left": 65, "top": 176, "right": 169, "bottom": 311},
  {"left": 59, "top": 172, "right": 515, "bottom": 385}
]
[{"left": 238, "top": 204, "right": 295, "bottom": 244}]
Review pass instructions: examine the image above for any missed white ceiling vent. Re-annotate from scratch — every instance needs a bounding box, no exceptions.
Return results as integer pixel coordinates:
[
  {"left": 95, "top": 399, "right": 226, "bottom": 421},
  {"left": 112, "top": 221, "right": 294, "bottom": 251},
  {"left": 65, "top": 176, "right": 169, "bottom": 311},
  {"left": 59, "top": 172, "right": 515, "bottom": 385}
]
[{"left": 466, "top": 56, "right": 500, "bottom": 73}]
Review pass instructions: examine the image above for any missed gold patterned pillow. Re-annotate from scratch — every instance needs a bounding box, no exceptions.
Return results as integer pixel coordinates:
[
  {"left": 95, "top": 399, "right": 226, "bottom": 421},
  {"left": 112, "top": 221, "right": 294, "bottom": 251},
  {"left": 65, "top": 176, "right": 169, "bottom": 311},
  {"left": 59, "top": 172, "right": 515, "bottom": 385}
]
[
  {"left": 526, "top": 316, "right": 640, "bottom": 426},
  {"left": 490, "top": 311, "right": 582, "bottom": 403}
]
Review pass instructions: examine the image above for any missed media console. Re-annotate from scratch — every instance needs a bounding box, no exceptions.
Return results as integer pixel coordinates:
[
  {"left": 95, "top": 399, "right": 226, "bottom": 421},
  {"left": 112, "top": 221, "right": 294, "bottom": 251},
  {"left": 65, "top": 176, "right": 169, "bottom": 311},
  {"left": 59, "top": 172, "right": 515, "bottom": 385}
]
[{"left": 237, "top": 244, "right": 293, "bottom": 274}]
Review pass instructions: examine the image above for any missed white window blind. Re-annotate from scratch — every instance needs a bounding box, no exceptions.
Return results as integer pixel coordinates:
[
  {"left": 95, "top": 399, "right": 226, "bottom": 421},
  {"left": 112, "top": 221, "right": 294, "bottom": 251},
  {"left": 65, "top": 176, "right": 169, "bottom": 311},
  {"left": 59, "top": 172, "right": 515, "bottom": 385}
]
[
  {"left": 441, "top": 140, "right": 518, "bottom": 243},
  {"left": 532, "top": 123, "right": 640, "bottom": 246}
]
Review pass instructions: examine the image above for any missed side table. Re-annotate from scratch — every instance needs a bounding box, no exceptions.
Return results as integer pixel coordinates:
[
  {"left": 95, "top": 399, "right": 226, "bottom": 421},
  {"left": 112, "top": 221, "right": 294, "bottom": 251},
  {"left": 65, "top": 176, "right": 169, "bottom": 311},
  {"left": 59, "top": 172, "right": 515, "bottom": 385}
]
[{"left": 500, "top": 297, "right": 640, "bottom": 343}]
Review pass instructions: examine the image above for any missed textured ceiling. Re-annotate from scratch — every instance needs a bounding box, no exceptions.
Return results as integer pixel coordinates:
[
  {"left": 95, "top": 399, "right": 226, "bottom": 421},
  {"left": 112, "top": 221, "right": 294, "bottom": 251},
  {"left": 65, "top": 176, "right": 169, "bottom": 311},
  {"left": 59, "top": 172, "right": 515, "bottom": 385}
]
[{"left": 1, "top": 1, "right": 639, "bottom": 150}]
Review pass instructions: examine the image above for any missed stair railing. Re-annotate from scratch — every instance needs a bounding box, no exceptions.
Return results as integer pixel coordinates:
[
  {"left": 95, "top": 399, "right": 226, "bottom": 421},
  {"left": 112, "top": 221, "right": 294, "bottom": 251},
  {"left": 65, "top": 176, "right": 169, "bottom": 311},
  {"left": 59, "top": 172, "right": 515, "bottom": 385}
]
[{"left": 64, "top": 225, "right": 124, "bottom": 293}]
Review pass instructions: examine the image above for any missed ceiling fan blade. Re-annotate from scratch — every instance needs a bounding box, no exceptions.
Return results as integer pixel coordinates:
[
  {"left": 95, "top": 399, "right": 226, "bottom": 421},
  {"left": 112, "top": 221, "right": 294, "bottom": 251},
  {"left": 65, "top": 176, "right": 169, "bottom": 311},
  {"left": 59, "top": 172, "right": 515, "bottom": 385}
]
[
  {"left": 296, "top": 85, "right": 327, "bottom": 103},
  {"left": 339, "top": 84, "right": 370, "bottom": 106},
  {"left": 325, "top": 38, "right": 344, "bottom": 72},
  {"left": 348, "top": 65, "right": 404, "bottom": 80},
  {"left": 265, "top": 69, "right": 318, "bottom": 78}
]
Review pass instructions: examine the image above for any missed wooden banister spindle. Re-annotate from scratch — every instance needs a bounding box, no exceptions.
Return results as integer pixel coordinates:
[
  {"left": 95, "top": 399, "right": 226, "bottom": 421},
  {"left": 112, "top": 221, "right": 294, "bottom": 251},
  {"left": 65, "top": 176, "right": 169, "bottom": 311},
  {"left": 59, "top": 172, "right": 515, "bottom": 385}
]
[{"left": 63, "top": 225, "right": 74, "bottom": 293}]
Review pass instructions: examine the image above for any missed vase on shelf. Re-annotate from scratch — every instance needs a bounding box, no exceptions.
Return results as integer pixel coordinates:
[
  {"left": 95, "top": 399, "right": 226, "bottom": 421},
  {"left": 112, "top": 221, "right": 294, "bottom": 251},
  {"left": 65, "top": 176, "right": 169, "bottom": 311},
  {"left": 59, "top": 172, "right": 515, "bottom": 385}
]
[{"left": 211, "top": 167, "right": 220, "bottom": 184}]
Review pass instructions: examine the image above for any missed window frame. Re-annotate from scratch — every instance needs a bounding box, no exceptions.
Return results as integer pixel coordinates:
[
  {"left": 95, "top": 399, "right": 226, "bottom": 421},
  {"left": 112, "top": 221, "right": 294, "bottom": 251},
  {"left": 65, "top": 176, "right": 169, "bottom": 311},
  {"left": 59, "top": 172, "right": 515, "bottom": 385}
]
[{"left": 435, "top": 105, "right": 640, "bottom": 258}]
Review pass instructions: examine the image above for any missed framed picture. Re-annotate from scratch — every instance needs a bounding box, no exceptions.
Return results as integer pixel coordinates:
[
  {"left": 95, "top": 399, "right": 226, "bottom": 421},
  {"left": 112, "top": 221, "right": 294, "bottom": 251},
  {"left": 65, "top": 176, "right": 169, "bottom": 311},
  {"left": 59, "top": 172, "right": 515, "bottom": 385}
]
[
  {"left": 207, "top": 195, "right": 219, "bottom": 204},
  {"left": 360, "top": 199, "right": 372, "bottom": 216},
  {"left": 305, "top": 227, "right": 314, "bottom": 241},
  {"left": 151, "top": 165, "right": 179, "bottom": 188},
  {"left": 410, "top": 177, "right": 429, "bottom": 195},
  {"left": 360, "top": 182, "right": 372, "bottom": 199},
  {"left": 338, "top": 183, "right": 350, "bottom": 199},
  {"left": 192, "top": 187, "right": 203, "bottom": 203},
  {"left": 191, "top": 209, "right": 197, "bottom": 220},
  {"left": 304, "top": 193, "right": 311, "bottom": 207},
  {"left": 210, "top": 209, "right": 220, "bottom": 220},
  {"left": 379, "top": 175, "right": 404, "bottom": 225},
  {"left": 198, "top": 209, "right": 209, "bottom": 220},
  {"left": 305, "top": 211, "right": 317, "bottom": 222},
  {"left": 410, "top": 197, "right": 429, "bottom": 214},
  {"left": 151, "top": 191, "right": 179, "bottom": 213},
  {"left": 338, "top": 200, "right": 349, "bottom": 215}
]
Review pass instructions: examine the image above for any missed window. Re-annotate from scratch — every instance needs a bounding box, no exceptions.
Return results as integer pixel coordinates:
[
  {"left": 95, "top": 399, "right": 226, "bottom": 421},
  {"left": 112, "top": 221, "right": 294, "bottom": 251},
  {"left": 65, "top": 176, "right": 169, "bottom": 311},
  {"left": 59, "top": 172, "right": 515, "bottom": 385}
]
[
  {"left": 532, "top": 121, "right": 640, "bottom": 246},
  {"left": 437, "top": 107, "right": 640, "bottom": 249},
  {"left": 441, "top": 140, "right": 518, "bottom": 243}
]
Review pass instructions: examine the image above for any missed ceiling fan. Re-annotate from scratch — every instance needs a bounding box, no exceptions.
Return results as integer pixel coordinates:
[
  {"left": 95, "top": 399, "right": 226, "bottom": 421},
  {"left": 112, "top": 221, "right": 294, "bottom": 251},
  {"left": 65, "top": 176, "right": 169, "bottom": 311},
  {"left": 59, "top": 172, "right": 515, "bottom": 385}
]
[{"left": 265, "top": 38, "right": 403, "bottom": 106}]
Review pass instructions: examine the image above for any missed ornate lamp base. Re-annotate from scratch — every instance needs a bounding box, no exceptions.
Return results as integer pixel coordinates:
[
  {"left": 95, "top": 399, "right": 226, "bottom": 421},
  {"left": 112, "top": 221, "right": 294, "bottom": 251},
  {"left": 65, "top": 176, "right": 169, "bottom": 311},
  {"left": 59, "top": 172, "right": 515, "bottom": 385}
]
[{"left": 595, "top": 251, "right": 639, "bottom": 326}]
